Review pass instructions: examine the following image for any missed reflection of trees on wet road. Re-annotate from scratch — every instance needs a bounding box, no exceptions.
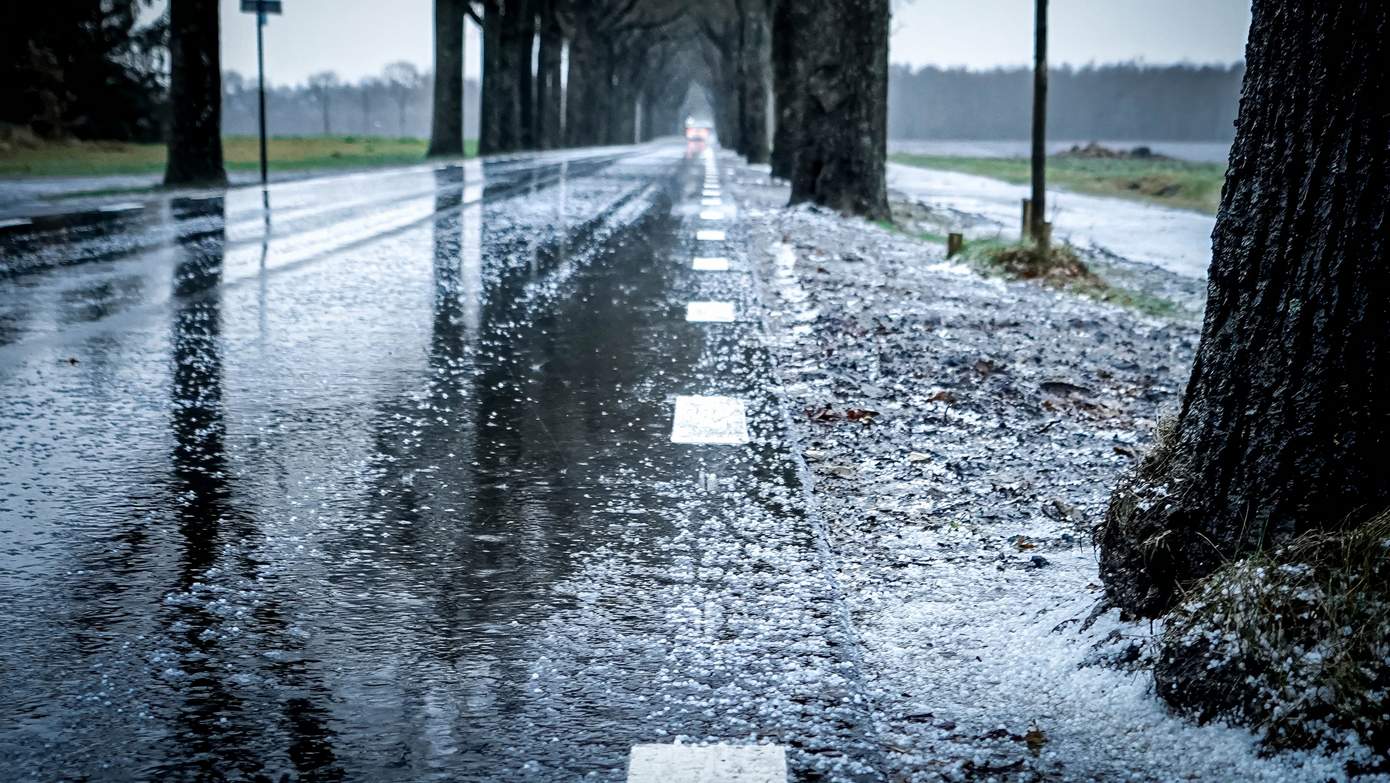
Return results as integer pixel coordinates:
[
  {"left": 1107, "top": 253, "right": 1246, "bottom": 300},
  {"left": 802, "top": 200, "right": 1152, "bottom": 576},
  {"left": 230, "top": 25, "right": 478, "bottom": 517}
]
[{"left": 164, "top": 197, "right": 344, "bottom": 780}]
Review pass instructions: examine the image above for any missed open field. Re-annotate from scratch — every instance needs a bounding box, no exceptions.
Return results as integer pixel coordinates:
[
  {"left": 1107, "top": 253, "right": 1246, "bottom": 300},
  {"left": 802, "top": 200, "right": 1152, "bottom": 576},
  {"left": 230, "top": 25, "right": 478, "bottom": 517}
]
[
  {"left": 889, "top": 152, "right": 1226, "bottom": 214},
  {"left": 0, "top": 136, "right": 476, "bottom": 178}
]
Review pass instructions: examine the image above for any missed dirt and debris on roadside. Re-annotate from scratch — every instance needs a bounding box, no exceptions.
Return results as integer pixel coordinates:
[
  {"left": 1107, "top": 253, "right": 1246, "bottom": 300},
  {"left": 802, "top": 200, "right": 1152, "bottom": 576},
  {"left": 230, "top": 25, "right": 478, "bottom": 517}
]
[{"left": 728, "top": 160, "right": 1361, "bottom": 782}]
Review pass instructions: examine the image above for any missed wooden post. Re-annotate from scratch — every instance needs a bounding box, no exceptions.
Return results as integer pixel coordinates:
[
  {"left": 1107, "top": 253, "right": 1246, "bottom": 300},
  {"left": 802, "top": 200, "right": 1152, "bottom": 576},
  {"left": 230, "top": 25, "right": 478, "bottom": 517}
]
[
  {"left": 947, "top": 232, "right": 964, "bottom": 258},
  {"left": 1030, "top": 0, "right": 1049, "bottom": 248},
  {"left": 1021, "top": 198, "right": 1033, "bottom": 239}
]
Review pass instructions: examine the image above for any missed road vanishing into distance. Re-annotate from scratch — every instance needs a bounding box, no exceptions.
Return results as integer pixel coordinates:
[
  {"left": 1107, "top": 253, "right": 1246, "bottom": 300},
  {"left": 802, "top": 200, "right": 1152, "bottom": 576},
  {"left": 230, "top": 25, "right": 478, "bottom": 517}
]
[{"left": 0, "top": 144, "right": 882, "bottom": 781}]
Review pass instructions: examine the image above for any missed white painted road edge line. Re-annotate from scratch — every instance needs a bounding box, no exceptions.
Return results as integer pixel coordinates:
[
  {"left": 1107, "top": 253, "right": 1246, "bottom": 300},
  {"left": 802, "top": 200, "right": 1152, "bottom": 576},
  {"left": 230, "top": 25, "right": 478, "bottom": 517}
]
[
  {"left": 627, "top": 743, "right": 786, "bottom": 782},
  {"left": 98, "top": 202, "right": 145, "bottom": 213},
  {"left": 685, "top": 301, "right": 736, "bottom": 322},
  {"left": 696, "top": 229, "right": 726, "bottom": 241},
  {"left": 0, "top": 218, "right": 33, "bottom": 230},
  {"left": 670, "top": 395, "right": 749, "bottom": 445},
  {"left": 692, "top": 256, "right": 730, "bottom": 271}
]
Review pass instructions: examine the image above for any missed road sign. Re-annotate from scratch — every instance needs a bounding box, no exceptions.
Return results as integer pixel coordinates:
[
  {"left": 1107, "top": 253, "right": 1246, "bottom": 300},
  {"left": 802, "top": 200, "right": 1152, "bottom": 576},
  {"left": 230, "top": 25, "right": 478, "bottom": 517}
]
[{"left": 240, "top": 0, "right": 282, "bottom": 14}]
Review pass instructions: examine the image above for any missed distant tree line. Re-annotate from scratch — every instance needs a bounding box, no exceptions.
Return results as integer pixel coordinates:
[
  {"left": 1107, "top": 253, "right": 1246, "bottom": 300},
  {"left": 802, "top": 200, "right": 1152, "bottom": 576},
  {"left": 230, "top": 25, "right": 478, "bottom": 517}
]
[
  {"left": 888, "top": 62, "right": 1244, "bottom": 141},
  {"left": 221, "top": 68, "right": 481, "bottom": 139}
]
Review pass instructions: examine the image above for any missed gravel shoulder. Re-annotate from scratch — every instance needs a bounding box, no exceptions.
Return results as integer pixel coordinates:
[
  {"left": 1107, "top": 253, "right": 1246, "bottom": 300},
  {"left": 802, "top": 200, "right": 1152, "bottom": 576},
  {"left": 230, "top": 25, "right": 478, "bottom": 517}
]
[{"left": 730, "top": 156, "right": 1358, "bottom": 782}]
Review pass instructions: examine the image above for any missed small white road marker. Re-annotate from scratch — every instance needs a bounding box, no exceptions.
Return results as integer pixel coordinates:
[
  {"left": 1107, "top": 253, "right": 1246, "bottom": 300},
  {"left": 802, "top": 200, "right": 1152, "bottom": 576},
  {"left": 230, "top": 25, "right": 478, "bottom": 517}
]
[
  {"left": 0, "top": 218, "right": 33, "bottom": 230},
  {"left": 671, "top": 396, "right": 749, "bottom": 444},
  {"left": 696, "top": 229, "right": 726, "bottom": 241},
  {"left": 692, "top": 256, "right": 730, "bottom": 271},
  {"left": 700, "top": 209, "right": 725, "bottom": 221},
  {"left": 685, "top": 301, "right": 735, "bottom": 322},
  {"left": 627, "top": 743, "right": 786, "bottom": 783}
]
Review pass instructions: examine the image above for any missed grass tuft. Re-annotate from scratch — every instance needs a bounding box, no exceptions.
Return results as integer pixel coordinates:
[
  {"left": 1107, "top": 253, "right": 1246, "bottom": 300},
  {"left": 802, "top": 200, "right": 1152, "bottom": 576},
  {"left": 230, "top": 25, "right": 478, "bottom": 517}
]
[{"left": 1156, "top": 510, "right": 1390, "bottom": 769}]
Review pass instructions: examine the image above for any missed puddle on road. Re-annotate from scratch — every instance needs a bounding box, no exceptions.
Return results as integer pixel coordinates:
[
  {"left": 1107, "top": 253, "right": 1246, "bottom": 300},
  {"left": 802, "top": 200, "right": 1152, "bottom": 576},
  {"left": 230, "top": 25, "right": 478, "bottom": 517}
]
[{"left": 0, "top": 152, "right": 879, "bottom": 781}]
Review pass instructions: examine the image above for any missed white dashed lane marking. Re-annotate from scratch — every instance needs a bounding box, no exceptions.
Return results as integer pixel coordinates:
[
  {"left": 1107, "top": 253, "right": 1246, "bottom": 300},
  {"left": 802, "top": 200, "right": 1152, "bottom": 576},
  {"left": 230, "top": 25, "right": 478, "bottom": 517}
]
[
  {"left": 670, "top": 396, "right": 749, "bottom": 445},
  {"left": 700, "top": 209, "right": 725, "bottom": 221},
  {"left": 692, "top": 256, "right": 730, "bottom": 271},
  {"left": 685, "top": 301, "right": 736, "bottom": 322},
  {"left": 702, "top": 197, "right": 722, "bottom": 206},
  {"left": 697, "top": 229, "right": 726, "bottom": 241},
  {"left": 627, "top": 743, "right": 787, "bottom": 782}
]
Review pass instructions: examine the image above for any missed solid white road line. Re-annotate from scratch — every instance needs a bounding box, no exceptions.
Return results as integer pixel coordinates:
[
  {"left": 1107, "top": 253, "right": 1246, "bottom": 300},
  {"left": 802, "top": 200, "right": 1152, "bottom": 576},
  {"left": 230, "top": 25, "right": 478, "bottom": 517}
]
[
  {"left": 692, "top": 256, "right": 730, "bottom": 271},
  {"left": 627, "top": 743, "right": 786, "bottom": 782},
  {"left": 685, "top": 301, "right": 736, "bottom": 322},
  {"left": 696, "top": 229, "right": 726, "bottom": 241},
  {"left": 0, "top": 218, "right": 33, "bottom": 230},
  {"left": 670, "top": 396, "right": 749, "bottom": 445}
]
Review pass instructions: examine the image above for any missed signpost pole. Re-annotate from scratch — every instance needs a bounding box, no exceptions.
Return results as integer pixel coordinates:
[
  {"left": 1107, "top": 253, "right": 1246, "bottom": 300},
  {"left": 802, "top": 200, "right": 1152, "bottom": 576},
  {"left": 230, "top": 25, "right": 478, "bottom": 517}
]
[{"left": 256, "top": 9, "right": 268, "bottom": 187}]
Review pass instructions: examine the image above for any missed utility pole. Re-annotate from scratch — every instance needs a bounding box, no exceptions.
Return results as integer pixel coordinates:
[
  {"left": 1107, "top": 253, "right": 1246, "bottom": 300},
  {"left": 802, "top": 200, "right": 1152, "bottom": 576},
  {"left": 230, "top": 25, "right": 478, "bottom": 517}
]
[
  {"left": 241, "top": 1, "right": 283, "bottom": 186},
  {"left": 1030, "top": 0, "right": 1048, "bottom": 247}
]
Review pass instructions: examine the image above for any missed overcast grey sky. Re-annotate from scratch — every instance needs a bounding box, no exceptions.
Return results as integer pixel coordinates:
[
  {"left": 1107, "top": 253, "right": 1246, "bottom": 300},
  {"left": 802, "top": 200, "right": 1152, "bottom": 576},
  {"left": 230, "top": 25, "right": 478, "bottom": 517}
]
[{"left": 220, "top": 0, "right": 1252, "bottom": 87}]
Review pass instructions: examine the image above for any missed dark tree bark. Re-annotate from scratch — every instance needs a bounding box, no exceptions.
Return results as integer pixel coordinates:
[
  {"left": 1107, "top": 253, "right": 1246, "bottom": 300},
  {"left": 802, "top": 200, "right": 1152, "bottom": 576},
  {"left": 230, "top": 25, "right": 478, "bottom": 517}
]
[
  {"left": 508, "top": 0, "right": 536, "bottom": 149},
  {"left": 769, "top": 0, "right": 799, "bottom": 179},
  {"left": 479, "top": 0, "right": 523, "bottom": 154},
  {"left": 605, "top": 57, "right": 637, "bottom": 145},
  {"left": 479, "top": 1, "right": 502, "bottom": 153},
  {"left": 1098, "top": 0, "right": 1390, "bottom": 617},
  {"left": 164, "top": 0, "right": 225, "bottom": 186},
  {"left": 535, "top": 0, "right": 563, "bottom": 149},
  {"left": 428, "top": 0, "right": 467, "bottom": 157},
  {"left": 736, "top": 0, "right": 770, "bottom": 163},
  {"left": 786, "top": 0, "right": 889, "bottom": 218},
  {"left": 565, "top": 23, "right": 605, "bottom": 146}
]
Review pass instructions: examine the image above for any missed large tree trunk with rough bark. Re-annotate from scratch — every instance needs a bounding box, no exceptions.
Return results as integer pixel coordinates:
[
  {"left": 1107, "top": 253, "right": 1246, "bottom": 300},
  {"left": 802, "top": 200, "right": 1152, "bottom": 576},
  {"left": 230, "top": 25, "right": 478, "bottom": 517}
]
[
  {"left": 534, "top": 0, "right": 563, "bottom": 149},
  {"left": 427, "top": 0, "right": 466, "bottom": 157},
  {"left": 1098, "top": 0, "right": 1390, "bottom": 618},
  {"left": 605, "top": 62, "right": 637, "bottom": 146},
  {"left": 786, "top": 0, "right": 889, "bottom": 218},
  {"left": 479, "top": 0, "right": 525, "bottom": 154},
  {"left": 164, "top": 0, "right": 224, "bottom": 186},
  {"left": 736, "top": 0, "right": 771, "bottom": 164},
  {"left": 478, "top": 2, "right": 504, "bottom": 154},
  {"left": 565, "top": 24, "right": 604, "bottom": 147},
  {"left": 507, "top": 0, "right": 535, "bottom": 150},
  {"left": 769, "top": 0, "right": 799, "bottom": 179}
]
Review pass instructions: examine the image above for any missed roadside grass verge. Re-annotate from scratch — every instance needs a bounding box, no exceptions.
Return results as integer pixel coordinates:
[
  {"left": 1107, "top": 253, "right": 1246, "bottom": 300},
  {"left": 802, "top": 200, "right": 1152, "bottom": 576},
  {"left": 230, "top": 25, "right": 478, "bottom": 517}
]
[
  {"left": 960, "top": 238, "right": 1180, "bottom": 318},
  {"left": 875, "top": 206, "right": 1180, "bottom": 319},
  {"left": 0, "top": 135, "right": 476, "bottom": 178},
  {"left": 889, "top": 153, "right": 1226, "bottom": 214}
]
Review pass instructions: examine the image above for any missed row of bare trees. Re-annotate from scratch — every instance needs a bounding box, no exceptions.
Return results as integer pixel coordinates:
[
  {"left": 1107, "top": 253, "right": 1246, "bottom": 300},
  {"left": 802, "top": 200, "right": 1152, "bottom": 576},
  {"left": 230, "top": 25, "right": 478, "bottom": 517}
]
[{"left": 430, "top": 0, "right": 891, "bottom": 216}]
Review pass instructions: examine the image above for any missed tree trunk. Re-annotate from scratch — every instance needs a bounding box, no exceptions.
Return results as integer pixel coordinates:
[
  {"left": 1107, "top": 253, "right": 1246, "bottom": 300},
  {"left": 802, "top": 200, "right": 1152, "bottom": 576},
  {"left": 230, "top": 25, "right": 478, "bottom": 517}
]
[
  {"left": 479, "top": 1, "right": 520, "bottom": 154},
  {"left": 769, "top": 0, "right": 799, "bottom": 179},
  {"left": 737, "top": 0, "right": 771, "bottom": 163},
  {"left": 564, "top": 23, "right": 603, "bottom": 147},
  {"left": 428, "top": 0, "right": 466, "bottom": 157},
  {"left": 1098, "top": 0, "right": 1390, "bottom": 618},
  {"left": 605, "top": 62, "right": 636, "bottom": 146},
  {"left": 164, "top": 0, "right": 225, "bottom": 186},
  {"left": 506, "top": 0, "right": 535, "bottom": 150},
  {"left": 786, "top": 0, "right": 889, "bottom": 219},
  {"left": 534, "top": 0, "right": 563, "bottom": 149}
]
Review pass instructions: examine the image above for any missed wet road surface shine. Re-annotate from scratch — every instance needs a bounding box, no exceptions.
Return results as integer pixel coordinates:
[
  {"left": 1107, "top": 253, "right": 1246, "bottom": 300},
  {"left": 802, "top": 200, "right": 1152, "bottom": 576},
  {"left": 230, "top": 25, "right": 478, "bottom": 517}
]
[{"left": 0, "top": 147, "right": 879, "bottom": 780}]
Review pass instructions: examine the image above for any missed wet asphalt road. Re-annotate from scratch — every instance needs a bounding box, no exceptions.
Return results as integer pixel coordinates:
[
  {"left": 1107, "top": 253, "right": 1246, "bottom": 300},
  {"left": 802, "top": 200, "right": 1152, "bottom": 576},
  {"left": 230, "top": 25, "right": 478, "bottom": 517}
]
[{"left": 0, "top": 145, "right": 881, "bottom": 781}]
